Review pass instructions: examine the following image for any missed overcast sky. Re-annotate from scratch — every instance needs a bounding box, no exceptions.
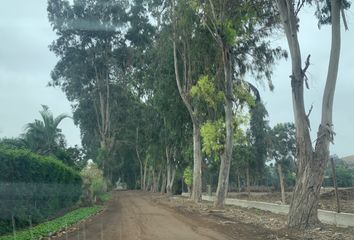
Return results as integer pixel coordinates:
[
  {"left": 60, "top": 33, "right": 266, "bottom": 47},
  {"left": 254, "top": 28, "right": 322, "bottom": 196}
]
[{"left": 0, "top": 1, "right": 353, "bottom": 157}]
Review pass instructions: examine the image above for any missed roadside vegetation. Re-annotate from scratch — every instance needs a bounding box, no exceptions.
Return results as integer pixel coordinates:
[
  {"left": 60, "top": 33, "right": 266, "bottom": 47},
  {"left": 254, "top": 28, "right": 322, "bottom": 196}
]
[
  {"left": 0, "top": 106, "right": 109, "bottom": 237},
  {"left": 0, "top": 0, "right": 352, "bottom": 235},
  {"left": 0, "top": 206, "right": 102, "bottom": 240}
]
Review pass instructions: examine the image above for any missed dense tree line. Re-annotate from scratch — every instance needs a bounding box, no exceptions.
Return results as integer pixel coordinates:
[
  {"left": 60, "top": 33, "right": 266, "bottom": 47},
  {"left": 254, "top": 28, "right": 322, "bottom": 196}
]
[{"left": 46, "top": 0, "right": 350, "bottom": 229}]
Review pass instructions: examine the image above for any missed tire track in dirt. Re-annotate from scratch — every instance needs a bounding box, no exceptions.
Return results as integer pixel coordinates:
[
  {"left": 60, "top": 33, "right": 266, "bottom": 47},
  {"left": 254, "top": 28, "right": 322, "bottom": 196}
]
[{"left": 57, "top": 191, "right": 272, "bottom": 240}]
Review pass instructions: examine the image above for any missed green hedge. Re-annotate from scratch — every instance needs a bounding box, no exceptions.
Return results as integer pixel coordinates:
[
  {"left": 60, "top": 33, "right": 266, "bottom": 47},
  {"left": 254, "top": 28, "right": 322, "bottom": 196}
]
[{"left": 0, "top": 147, "right": 82, "bottom": 235}]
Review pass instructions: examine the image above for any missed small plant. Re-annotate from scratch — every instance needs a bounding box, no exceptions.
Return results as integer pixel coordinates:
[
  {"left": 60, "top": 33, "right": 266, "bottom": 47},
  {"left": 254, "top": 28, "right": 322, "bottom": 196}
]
[
  {"left": 183, "top": 167, "right": 193, "bottom": 193},
  {"left": 80, "top": 162, "right": 107, "bottom": 204}
]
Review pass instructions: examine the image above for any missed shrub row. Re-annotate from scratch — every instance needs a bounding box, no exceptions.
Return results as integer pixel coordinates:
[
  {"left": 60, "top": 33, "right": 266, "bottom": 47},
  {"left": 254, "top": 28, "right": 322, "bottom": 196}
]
[{"left": 0, "top": 147, "right": 82, "bottom": 235}]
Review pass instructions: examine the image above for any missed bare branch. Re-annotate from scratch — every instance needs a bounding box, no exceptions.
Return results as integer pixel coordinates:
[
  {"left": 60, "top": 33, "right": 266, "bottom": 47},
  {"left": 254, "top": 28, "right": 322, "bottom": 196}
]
[
  {"left": 295, "top": 0, "right": 305, "bottom": 16},
  {"left": 306, "top": 104, "right": 313, "bottom": 118},
  {"left": 302, "top": 54, "right": 311, "bottom": 89},
  {"left": 341, "top": 8, "right": 349, "bottom": 31}
]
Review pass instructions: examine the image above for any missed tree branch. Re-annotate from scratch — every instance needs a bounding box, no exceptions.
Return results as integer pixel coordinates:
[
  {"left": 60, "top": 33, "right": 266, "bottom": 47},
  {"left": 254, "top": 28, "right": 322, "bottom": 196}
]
[
  {"left": 302, "top": 54, "right": 311, "bottom": 89},
  {"left": 341, "top": 8, "right": 349, "bottom": 31},
  {"left": 295, "top": 0, "right": 305, "bottom": 16}
]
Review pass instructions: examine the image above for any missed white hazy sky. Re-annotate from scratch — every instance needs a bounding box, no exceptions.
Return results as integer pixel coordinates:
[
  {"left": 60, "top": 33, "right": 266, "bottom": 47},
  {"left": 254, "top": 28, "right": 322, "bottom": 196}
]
[
  {"left": 0, "top": 1, "right": 353, "bottom": 156},
  {"left": 0, "top": 0, "right": 81, "bottom": 147}
]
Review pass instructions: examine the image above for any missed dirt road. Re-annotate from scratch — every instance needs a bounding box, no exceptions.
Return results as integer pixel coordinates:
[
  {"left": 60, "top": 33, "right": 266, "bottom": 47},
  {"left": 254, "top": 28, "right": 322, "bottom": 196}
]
[{"left": 58, "top": 191, "right": 271, "bottom": 240}]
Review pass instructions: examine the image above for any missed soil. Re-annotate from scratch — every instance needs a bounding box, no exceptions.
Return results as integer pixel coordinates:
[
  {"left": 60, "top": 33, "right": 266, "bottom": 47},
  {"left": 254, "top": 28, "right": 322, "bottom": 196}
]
[
  {"left": 229, "top": 188, "right": 354, "bottom": 214},
  {"left": 154, "top": 194, "right": 354, "bottom": 240},
  {"left": 51, "top": 190, "right": 354, "bottom": 240},
  {"left": 53, "top": 191, "right": 269, "bottom": 240}
]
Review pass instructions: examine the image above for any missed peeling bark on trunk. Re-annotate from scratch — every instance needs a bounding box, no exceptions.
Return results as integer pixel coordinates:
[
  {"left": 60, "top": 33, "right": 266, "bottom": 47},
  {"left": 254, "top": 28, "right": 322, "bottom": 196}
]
[
  {"left": 276, "top": 0, "right": 342, "bottom": 228},
  {"left": 277, "top": 163, "right": 286, "bottom": 205},
  {"left": 215, "top": 47, "right": 233, "bottom": 208}
]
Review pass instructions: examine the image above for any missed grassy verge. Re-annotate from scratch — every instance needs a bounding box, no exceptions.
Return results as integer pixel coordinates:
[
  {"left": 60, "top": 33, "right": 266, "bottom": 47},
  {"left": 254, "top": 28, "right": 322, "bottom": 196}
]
[
  {"left": 98, "top": 192, "right": 112, "bottom": 202},
  {"left": 0, "top": 206, "right": 102, "bottom": 240}
]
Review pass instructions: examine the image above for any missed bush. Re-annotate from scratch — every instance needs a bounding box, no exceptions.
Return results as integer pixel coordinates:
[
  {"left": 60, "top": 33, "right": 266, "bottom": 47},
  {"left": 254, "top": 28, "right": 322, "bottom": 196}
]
[
  {"left": 183, "top": 167, "right": 193, "bottom": 192},
  {"left": 80, "top": 162, "right": 106, "bottom": 204},
  {"left": 0, "top": 147, "right": 82, "bottom": 235}
]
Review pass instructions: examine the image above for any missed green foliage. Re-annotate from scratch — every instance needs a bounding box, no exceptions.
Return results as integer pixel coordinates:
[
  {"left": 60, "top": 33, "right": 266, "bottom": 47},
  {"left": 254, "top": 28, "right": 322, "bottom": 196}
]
[
  {"left": 183, "top": 167, "right": 193, "bottom": 187},
  {"left": 200, "top": 119, "right": 225, "bottom": 156},
  {"left": 0, "top": 147, "right": 81, "bottom": 235},
  {"left": 269, "top": 122, "right": 296, "bottom": 188},
  {"left": 0, "top": 206, "right": 101, "bottom": 240},
  {"left": 234, "top": 84, "right": 256, "bottom": 108},
  {"left": 335, "top": 166, "right": 353, "bottom": 187},
  {"left": 0, "top": 138, "right": 27, "bottom": 150},
  {"left": 98, "top": 192, "right": 111, "bottom": 202},
  {"left": 269, "top": 122, "right": 296, "bottom": 165},
  {"left": 80, "top": 162, "right": 107, "bottom": 204},
  {"left": 190, "top": 75, "right": 224, "bottom": 110},
  {"left": 325, "top": 157, "right": 354, "bottom": 187},
  {"left": 223, "top": 20, "right": 237, "bottom": 45},
  {"left": 233, "top": 112, "right": 249, "bottom": 140},
  {"left": 309, "top": 0, "right": 351, "bottom": 26},
  {"left": 22, "top": 105, "right": 69, "bottom": 155},
  {"left": 248, "top": 102, "right": 269, "bottom": 175}
]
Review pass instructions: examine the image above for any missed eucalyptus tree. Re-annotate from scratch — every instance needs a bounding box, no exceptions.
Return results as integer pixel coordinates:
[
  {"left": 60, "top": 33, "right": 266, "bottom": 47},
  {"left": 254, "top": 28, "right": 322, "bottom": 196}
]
[
  {"left": 275, "top": 0, "right": 350, "bottom": 228},
  {"left": 23, "top": 105, "right": 69, "bottom": 155},
  {"left": 194, "top": 0, "right": 286, "bottom": 207},
  {"left": 171, "top": 0, "right": 220, "bottom": 201},
  {"left": 247, "top": 101, "right": 269, "bottom": 183},
  {"left": 269, "top": 123, "right": 296, "bottom": 204},
  {"left": 138, "top": 24, "right": 194, "bottom": 194},
  {"left": 48, "top": 0, "right": 130, "bottom": 174}
]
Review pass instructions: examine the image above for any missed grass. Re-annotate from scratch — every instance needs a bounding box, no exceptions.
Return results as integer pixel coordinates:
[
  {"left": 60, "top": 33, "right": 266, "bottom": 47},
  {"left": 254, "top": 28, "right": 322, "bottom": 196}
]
[
  {"left": 0, "top": 206, "right": 102, "bottom": 240},
  {"left": 98, "top": 192, "right": 112, "bottom": 202}
]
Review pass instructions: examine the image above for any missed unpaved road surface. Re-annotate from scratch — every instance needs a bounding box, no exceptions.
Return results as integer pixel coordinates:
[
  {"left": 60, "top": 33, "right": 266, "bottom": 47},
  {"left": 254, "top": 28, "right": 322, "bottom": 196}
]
[{"left": 58, "top": 191, "right": 272, "bottom": 240}]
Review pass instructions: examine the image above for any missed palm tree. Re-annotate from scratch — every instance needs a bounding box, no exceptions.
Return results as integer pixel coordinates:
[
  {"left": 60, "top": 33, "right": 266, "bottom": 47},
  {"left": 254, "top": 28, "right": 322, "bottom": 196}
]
[{"left": 23, "top": 105, "right": 70, "bottom": 155}]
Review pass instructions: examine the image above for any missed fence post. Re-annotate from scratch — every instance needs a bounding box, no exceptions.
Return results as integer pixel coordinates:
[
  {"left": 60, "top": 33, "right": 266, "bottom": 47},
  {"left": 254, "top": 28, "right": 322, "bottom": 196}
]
[
  {"left": 331, "top": 157, "right": 341, "bottom": 213},
  {"left": 29, "top": 215, "right": 33, "bottom": 240},
  {"left": 12, "top": 214, "right": 16, "bottom": 240}
]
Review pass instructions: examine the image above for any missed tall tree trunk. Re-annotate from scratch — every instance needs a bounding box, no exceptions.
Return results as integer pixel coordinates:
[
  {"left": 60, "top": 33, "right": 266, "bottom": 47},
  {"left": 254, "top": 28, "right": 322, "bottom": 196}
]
[
  {"left": 246, "top": 166, "right": 250, "bottom": 198},
  {"left": 215, "top": 47, "right": 233, "bottom": 208},
  {"left": 191, "top": 122, "right": 202, "bottom": 201},
  {"left": 277, "top": 163, "right": 286, "bottom": 204},
  {"left": 135, "top": 127, "right": 144, "bottom": 190},
  {"left": 139, "top": 159, "right": 143, "bottom": 190},
  {"left": 143, "top": 159, "right": 148, "bottom": 190},
  {"left": 146, "top": 165, "right": 152, "bottom": 191},
  {"left": 156, "top": 168, "right": 162, "bottom": 192},
  {"left": 166, "top": 168, "right": 176, "bottom": 195},
  {"left": 276, "top": 0, "right": 342, "bottom": 228},
  {"left": 237, "top": 174, "right": 241, "bottom": 193},
  {"left": 166, "top": 147, "right": 177, "bottom": 195},
  {"left": 172, "top": 16, "right": 202, "bottom": 202},
  {"left": 166, "top": 147, "right": 171, "bottom": 194},
  {"left": 160, "top": 172, "right": 167, "bottom": 194}
]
